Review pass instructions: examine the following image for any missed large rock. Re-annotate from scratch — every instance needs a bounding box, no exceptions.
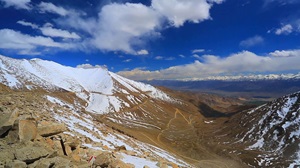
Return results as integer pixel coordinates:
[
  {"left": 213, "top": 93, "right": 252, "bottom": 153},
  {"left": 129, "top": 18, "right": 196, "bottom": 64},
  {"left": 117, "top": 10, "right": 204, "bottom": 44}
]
[
  {"left": 0, "top": 109, "right": 19, "bottom": 137},
  {"left": 19, "top": 120, "right": 37, "bottom": 141},
  {"left": 37, "top": 124, "right": 66, "bottom": 137},
  {"left": 7, "top": 119, "right": 37, "bottom": 142},
  {"left": 15, "top": 146, "right": 50, "bottom": 164}
]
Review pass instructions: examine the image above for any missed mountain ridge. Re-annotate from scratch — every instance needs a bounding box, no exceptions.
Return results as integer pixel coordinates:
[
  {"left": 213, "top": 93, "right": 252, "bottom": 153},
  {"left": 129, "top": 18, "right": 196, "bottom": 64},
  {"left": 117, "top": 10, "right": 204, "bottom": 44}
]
[{"left": 1, "top": 55, "right": 300, "bottom": 167}]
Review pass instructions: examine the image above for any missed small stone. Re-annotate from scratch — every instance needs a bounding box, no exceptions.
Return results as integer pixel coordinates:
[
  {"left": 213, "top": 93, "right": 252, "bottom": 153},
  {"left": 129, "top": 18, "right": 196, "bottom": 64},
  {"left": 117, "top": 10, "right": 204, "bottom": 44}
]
[{"left": 115, "top": 145, "right": 126, "bottom": 151}]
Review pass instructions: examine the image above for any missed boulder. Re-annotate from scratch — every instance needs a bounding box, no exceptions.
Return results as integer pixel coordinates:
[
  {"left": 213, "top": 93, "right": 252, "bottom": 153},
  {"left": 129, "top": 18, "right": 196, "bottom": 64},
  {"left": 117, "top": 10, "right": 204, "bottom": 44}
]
[
  {"left": 18, "top": 119, "right": 37, "bottom": 141},
  {"left": 37, "top": 124, "right": 66, "bottom": 137},
  {"left": 0, "top": 109, "right": 19, "bottom": 137},
  {"left": 15, "top": 146, "right": 50, "bottom": 164},
  {"left": 94, "top": 152, "right": 114, "bottom": 167},
  {"left": 6, "top": 119, "right": 38, "bottom": 142}
]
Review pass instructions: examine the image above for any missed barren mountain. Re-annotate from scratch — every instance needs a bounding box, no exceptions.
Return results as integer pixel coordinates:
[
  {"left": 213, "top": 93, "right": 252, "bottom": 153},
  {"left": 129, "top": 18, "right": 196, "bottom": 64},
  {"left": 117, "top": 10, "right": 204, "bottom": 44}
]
[{"left": 0, "top": 55, "right": 299, "bottom": 167}]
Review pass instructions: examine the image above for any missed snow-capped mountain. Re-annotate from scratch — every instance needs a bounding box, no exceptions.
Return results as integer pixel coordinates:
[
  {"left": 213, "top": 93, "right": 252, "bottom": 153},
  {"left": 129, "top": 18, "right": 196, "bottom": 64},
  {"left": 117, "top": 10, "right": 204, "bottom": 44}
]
[
  {"left": 234, "top": 92, "right": 300, "bottom": 167},
  {"left": 178, "top": 73, "right": 300, "bottom": 81},
  {"left": 0, "top": 55, "right": 172, "bottom": 114},
  {"left": 3, "top": 55, "right": 300, "bottom": 167}
]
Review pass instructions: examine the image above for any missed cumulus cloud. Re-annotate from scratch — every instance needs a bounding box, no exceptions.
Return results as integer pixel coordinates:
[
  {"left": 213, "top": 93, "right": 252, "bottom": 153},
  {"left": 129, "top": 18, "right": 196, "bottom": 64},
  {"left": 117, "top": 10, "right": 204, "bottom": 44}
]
[
  {"left": 0, "top": 0, "right": 31, "bottom": 10},
  {"left": 0, "top": 29, "right": 74, "bottom": 55},
  {"left": 118, "top": 50, "right": 300, "bottom": 80},
  {"left": 151, "top": 0, "right": 222, "bottom": 27},
  {"left": 275, "top": 24, "right": 293, "bottom": 35},
  {"left": 90, "top": 3, "right": 161, "bottom": 54},
  {"left": 57, "top": 0, "right": 223, "bottom": 54},
  {"left": 240, "top": 35, "right": 264, "bottom": 48},
  {"left": 269, "top": 49, "right": 300, "bottom": 57},
  {"left": 5, "top": 0, "right": 224, "bottom": 55},
  {"left": 38, "top": 2, "right": 69, "bottom": 16}
]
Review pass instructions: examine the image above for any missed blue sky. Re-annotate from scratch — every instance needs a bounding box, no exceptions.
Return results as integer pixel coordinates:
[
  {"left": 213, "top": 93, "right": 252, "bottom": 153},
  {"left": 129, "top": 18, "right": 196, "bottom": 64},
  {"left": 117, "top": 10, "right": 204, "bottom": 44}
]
[{"left": 0, "top": 0, "right": 300, "bottom": 80}]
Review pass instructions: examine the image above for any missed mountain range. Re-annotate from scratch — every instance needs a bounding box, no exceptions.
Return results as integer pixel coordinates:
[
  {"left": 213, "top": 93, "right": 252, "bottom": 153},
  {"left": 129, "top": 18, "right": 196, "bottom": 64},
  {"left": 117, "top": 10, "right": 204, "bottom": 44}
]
[{"left": 0, "top": 55, "right": 299, "bottom": 167}]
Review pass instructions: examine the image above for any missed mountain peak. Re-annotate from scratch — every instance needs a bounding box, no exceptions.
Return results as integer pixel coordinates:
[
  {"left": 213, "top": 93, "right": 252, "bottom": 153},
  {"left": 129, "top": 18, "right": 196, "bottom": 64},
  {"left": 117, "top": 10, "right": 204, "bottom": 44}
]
[{"left": 0, "top": 55, "right": 173, "bottom": 114}]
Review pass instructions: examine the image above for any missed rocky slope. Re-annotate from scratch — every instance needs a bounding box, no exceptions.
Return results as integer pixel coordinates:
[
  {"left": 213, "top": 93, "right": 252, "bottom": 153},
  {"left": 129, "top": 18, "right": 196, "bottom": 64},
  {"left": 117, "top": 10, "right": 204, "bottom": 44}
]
[
  {"left": 211, "top": 91, "right": 300, "bottom": 167},
  {"left": 0, "top": 85, "right": 189, "bottom": 168},
  {"left": 237, "top": 92, "right": 300, "bottom": 167}
]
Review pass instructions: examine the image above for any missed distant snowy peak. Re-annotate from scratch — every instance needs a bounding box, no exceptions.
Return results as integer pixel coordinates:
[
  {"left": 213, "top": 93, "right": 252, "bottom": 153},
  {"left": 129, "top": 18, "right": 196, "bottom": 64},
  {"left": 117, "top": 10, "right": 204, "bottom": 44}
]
[
  {"left": 179, "top": 73, "right": 300, "bottom": 81},
  {"left": 0, "top": 55, "right": 173, "bottom": 114}
]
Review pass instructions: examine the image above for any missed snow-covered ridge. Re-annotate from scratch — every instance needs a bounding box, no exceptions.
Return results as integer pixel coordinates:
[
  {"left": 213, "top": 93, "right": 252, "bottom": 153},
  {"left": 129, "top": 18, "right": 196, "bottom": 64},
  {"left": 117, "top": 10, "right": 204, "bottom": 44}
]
[
  {"left": 241, "top": 91, "right": 300, "bottom": 167},
  {"left": 177, "top": 73, "right": 300, "bottom": 81},
  {"left": 0, "top": 55, "right": 173, "bottom": 114}
]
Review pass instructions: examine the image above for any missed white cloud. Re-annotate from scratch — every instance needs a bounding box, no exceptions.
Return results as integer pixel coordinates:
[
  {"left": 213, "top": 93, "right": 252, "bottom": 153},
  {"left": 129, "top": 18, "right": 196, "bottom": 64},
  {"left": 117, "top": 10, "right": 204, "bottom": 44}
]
[
  {"left": 179, "top": 54, "right": 185, "bottom": 58},
  {"left": 123, "top": 59, "right": 132, "bottom": 63},
  {"left": 0, "top": 29, "right": 74, "bottom": 55},
  {"left": 118, "top": 50, "right": 300, "bottom": 80},
  {"left": 154, "top": 56, "right": 175, "bottom": 60},
  {"left": 151, "top": 0, "right": 222, "bottom": 27},
  {"left": 40, "top": 25, "right": 81, "bottom": 39},
  {"left": 90, "top": 3, "right": 161, "bottom": 54},
  {"left": 17, "top": 20, "right": 38, "bottom": 29},
  {"left": 76, "top": 64, "right": 103, "bottom": 69},
  {"left": 269, "top": 49, "right": 300, "bottom": 57},
  {"left": 264, "top": 0, "right": 300, "bottom": 6},
  {"left": 57, "top": 0, "right": 223, "bottom": 54},
  {"left": 192, "top": 49, "right": 205, "bottom": 54},
  {"left": 240, "top": 35, "right": 264, "bottom": 48},
  {"left": 192, "top": 54, "right": 201, "bottom": 59},
  {"left": 17, "top": 20, "right": 80, "bottom": 39},
  {"left": 38, "top": 2, "right": 69, "bottom": 16},
  {"left": 275, "top": 24, "right": 293, "bottom": 35},
  {"left": 155, "top": 56, "right": 163, "bottom": 60},
  {"left": 136, "top": 49, "right": 149, "bottom": 55},
  {"left": 0, "top": 0, "right": 31, "bottom": 10}
]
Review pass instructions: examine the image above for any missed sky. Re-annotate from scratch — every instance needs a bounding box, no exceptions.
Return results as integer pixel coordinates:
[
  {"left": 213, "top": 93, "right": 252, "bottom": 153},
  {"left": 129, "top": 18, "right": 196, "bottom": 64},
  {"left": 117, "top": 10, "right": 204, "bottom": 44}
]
[{"left": 0, "top": 0, "right": 300, "bottom": 80}]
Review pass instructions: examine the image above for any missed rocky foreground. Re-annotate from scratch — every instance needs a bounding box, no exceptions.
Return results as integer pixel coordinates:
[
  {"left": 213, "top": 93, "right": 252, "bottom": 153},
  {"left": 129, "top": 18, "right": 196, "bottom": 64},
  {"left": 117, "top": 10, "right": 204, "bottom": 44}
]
[{"left": 0, "top": 87, "right": 186, "bottom": 168}]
